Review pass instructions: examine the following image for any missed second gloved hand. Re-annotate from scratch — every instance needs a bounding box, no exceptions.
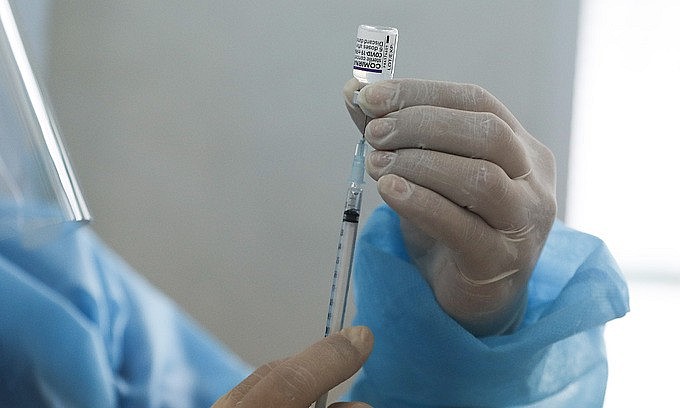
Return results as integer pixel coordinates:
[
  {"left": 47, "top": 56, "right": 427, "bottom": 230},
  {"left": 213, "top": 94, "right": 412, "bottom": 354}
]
[
  {"left": 344, "top": 78, "right": 557, "bottom": 337},
  {"left": 211, "top": 326, "right": 373, "bottom": 408}
]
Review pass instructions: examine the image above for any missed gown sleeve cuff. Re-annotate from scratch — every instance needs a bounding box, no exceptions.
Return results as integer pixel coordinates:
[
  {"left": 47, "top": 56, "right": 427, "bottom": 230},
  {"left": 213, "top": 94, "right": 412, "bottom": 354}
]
[{"left": 348, "top": 205, "right": 629, "bottom": 407}]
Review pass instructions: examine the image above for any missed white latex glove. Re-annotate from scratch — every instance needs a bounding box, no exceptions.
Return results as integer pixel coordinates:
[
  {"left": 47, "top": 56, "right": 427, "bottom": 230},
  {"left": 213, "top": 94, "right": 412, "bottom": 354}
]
[
  {"left": 344, "top": 78, "right": 557, "bottom": 336},
  {"left": 212, "top": 326, "right": 373, "bottom": 408}
]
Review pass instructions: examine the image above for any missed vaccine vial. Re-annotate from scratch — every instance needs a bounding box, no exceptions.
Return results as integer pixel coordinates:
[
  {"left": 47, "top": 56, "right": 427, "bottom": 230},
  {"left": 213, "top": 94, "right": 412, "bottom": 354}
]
[{"left": 353, "top": 25, "right": 398, "bottom": 84}]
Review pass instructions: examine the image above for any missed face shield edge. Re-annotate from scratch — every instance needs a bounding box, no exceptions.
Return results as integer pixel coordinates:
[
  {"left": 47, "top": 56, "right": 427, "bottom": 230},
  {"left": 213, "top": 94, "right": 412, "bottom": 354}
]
[{"left": 1, "top": 0, "right": 91, "bottom": 234}]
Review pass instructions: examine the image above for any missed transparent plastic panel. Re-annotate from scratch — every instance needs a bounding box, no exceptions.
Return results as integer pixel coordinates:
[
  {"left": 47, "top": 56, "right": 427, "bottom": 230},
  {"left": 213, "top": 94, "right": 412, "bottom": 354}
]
[{"left": 0, "top": 0, "right": 89, "bottom": 245}]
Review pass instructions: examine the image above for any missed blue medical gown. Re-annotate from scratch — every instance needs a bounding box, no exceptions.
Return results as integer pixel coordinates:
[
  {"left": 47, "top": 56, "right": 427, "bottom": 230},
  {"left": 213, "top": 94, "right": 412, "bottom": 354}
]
[
  {"left": 0, "top": 222, "right": 251, "bottom": 407},
  {"left": 0, "top": 205, "right": 628, "bottom": 407},
  {"left": 348, "top": 206, "right": 629, "bottom": 407}
]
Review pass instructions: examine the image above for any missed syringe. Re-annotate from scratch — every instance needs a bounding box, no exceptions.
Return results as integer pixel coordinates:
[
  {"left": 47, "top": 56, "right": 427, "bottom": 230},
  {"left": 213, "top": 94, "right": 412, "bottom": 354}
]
[
  {"left": 315, "top": 24, "right": 398, "bottom": 408},
  {"left": 314, "top": 130, "right": 366, "bottom": 408},
  {"left": 324, "top": 134, "right": 366, "bottom": 338}
]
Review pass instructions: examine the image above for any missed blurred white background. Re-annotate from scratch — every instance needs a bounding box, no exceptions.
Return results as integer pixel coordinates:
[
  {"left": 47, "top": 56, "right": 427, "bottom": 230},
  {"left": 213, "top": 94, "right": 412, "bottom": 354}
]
[{"left": 568, "top": 1, "right": 680, "bottom": 406}]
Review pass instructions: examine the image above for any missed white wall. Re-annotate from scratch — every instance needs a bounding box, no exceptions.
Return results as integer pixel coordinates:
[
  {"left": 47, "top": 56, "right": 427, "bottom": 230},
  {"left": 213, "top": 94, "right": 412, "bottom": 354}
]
[{"left": 45, "top": 1, "right": 579, "bottom": 366}]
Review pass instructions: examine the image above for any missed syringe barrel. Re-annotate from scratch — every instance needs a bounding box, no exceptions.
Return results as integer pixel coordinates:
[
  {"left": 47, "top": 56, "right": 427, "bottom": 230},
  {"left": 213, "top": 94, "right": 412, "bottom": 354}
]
[{"left": 325, "top": 217, "right": 359, "bottom": 337}]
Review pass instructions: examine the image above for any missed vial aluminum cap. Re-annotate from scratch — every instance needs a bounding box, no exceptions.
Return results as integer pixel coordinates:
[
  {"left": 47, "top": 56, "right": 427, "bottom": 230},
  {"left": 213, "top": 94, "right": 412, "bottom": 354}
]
[{"left": 353, "top": 25, "right": 398, "bottom": 84}]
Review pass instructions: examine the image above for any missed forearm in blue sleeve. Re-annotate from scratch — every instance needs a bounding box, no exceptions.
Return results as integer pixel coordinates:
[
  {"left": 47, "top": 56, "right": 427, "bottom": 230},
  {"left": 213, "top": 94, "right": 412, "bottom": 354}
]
[
  {"left": 348, "top": 205, "right": 629, "bottom": 407},
  {"left": 0, "top": 227, "right": 251, "bottom": 407}
]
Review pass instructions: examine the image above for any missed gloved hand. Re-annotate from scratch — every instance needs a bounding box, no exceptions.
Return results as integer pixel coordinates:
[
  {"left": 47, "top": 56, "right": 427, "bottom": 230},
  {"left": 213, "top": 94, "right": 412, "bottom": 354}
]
[
  {"left": 344, "top": 78, "right": 557, "bottom": 336},
  {"left": 211, "top": 326, "right": 373, "bottom": 408}
]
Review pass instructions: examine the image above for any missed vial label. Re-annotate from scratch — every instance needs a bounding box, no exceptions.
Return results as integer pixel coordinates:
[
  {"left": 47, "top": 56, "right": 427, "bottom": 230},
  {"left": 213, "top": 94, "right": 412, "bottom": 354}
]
[{"left": 353, "top": 25, "right": 398, "bottom": 84}]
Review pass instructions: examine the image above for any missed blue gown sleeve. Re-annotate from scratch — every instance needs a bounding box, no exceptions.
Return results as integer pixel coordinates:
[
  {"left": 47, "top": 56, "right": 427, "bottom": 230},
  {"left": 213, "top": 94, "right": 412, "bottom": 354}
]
[
  {"left": 347, "top": 205, "right": 629, "bottom": 407},
  {"left": 0, "top": 226, "right": 251, "bottom": 408}
]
